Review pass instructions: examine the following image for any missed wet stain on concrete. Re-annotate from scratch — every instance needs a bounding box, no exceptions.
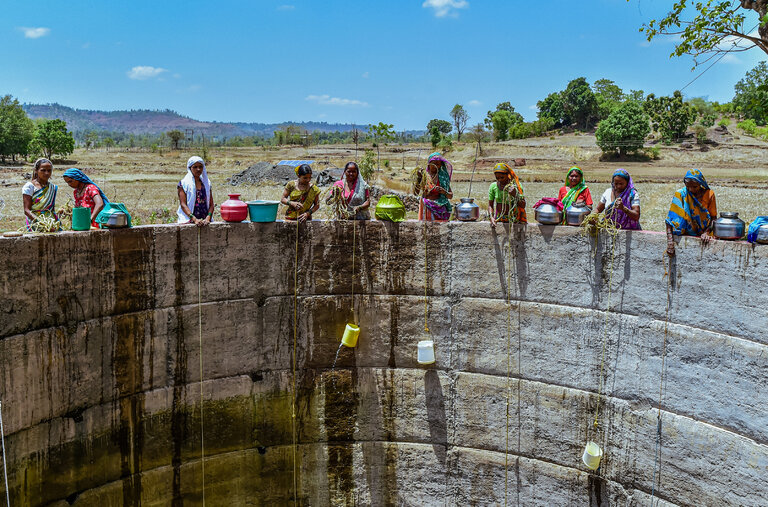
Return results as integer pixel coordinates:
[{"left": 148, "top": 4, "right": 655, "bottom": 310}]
[{"left": 323, "top": 369, "right": 358, "bottom": 505}]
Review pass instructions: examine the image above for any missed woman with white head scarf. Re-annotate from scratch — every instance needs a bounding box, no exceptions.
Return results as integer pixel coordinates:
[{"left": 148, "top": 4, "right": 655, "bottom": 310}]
[{"left": 177, "top": 156, "right": 214, "bottom": 225}]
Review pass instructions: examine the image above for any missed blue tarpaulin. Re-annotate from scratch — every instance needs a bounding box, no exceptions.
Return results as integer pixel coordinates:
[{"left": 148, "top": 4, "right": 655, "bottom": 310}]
[{"left": 277, "top": 160, "right": 315, "bottom": 167}]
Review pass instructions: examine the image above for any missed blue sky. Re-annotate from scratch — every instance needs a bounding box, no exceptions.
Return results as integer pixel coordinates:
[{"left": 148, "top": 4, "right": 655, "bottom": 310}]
[{"left": 2, "top": 0, "right": 765, "bottom": 130}]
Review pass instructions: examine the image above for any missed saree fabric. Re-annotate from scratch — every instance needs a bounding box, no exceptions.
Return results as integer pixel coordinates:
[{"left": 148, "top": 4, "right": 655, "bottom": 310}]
[
  {"left": 332, "top": 174, "right": 370, "bottom": 220},
  {"left": 605, "top": 169, "right": 640, "bottom": 230},
  {"left": 284, "top": 180, "right": 321, "bottom": 219},
  {"left": 25, "top": 183, "right": 59, "bottom": 229},
  {"left": 416, "top": 153, "right": 452, "bottom": 221},
  {"left": 558, "top": 166, "right": 592, "bottom": 209},
  {"left": 665, "top": 169, "right": 717, "bottom": 236},
  {"left": 490, "top": 163, "right": 527, "bottom": 223}
]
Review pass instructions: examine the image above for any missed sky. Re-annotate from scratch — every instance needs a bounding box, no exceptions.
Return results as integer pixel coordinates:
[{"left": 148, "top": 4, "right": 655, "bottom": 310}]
[{"left": 2, "top": 0, "right": 766, "bottom": 130}]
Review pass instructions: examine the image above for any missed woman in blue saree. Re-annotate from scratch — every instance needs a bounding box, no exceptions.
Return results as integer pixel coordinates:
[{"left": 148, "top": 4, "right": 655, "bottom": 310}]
[{"left": 665, "top": 169, "right": 717, "bottom": 256}]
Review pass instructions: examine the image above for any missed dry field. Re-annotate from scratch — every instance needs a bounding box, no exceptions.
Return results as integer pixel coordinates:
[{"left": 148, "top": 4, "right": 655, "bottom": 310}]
[{"left": 0, "top": 128, "right": 766, "bottom": 233}]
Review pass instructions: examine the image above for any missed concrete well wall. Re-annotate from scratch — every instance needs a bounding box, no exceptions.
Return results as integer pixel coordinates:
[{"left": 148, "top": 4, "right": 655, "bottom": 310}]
[{"left": 0, "top": 221, "right": 766, "bottom": 506}]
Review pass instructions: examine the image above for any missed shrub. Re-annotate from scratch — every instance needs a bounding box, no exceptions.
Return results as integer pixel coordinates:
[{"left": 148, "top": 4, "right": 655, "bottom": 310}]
[
  {"left": 694, "top": 125, "right": 708, "bottom": 144},
  {"left": 700, "top": 113, "right": 717, "bottom": 128},
  {"left": 738, "top": 119, "right": 758, "bottom": 135},
  {"left": 644, "top": 146, "right": 661, "bottom": 160},
  {"left": 718, "top": 118, "right": 731, "bottom": 128}
]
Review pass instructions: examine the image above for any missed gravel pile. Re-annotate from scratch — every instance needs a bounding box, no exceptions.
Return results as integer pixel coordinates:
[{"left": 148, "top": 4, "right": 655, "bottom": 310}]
[{"left": 228, "top": 162, "right": 297, "bottom": 185}]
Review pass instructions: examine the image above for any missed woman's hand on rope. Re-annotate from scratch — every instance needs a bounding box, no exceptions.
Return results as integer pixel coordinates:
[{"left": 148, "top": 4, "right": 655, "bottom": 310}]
[
  {"left": 298, "top": 212, "right": 311, "bottom": 223},
  {"left": 288, "top": 201, "right": 302, "bottom": 211}
]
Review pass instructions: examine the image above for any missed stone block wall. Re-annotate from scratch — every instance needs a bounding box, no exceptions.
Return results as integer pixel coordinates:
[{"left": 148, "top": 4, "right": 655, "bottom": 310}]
[{"left": 0, "top": 221, "right": 765, "bottom": 506}]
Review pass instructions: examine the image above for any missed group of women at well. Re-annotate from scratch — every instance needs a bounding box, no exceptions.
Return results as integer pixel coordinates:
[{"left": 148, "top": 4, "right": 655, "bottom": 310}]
[{"left": 20, "top": 153, "right": 727, "bottom": 256}]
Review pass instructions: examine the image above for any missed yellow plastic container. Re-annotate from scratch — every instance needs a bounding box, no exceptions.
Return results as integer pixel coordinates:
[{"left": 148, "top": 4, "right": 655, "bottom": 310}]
[
  {"left": 341, "top": 323, "right": 360, "bottom": 348},
  {"left": 582, "top": 441, "right": 603, "bottom": 470}
]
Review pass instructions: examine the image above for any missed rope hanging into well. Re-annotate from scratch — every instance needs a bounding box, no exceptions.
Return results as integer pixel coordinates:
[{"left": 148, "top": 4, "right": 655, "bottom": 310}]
[
  {"left": 423, "top": 223, "right": 429, "bottom": 334},
  {"left": 0, "top": 401, "right": 10, "bottom": 507},
  {"left": 197, "top": 228, "right": 206, "bottom": 506},
  {"left": 590, "top": 224, "right": 618, "bottom": 435},
  {"left": 504, "top": 233, "right": 513, "bottom": 506},
  {"left": 650, "top": 253, "right": 672, "bottom": 504},
  {"left": 351, "top": 220, "right": 356, "bottom": 324},
  {"left": 292, "top": 220, "right": 300, "bottom": 505}
]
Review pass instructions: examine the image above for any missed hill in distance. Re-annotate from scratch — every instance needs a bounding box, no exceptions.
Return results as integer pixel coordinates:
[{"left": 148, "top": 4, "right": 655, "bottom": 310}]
[{"left": 22, "top": 103, "right": 368, "bottom": 138}]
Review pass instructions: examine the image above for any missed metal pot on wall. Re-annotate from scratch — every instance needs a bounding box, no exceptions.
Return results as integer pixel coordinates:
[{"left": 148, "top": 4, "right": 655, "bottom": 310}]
[
  {"left": 534, "top": 203, "right": 562, "bottom": 225},
  {"left": 713, "top": 212, "right": 745, "bottom": 240},
  {"left": 455, "top": 198, "right": 480, "bottom": 222},
  {"left": 565, "top": 202, "right": 591, "bottom": 226},
  {"left": 756, "top": 224, "right": 768, "bottom": 244}
]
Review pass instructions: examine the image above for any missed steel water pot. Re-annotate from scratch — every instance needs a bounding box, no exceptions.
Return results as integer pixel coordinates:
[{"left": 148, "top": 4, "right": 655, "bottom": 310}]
[
  {"left": 534, "top": 202, "right": 562, "bottom": 225},
  {"left": 565, "top": 202, "right": 591, "bottom": 226},
  {"left": 755, "top": 224, "right": 768, "bottom": 244},
  {"left": 713, "top": 212, "right": 745, "bottom": 240},
  {"left": 455, "top": 197, "right": 480, "bottom": 221}
]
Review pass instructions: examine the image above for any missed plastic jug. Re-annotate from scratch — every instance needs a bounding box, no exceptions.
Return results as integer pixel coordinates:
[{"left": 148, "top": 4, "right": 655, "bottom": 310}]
[
  {"left": 341, "top": 323, "right": 360, "bottom": 348},
  {"left": 582, "top": 441, "right": 603, "bottom": 470},
  {"left": 72, "top": 207, "right": 91, "bottom": 231},
  {"left": 417, "top": 340, "right": 435, "bottom": 365}
]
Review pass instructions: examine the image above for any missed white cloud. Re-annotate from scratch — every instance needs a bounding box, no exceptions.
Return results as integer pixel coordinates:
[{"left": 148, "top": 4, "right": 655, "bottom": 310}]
[
  {"left": 277, "top": 5, "right": 295, "bottom": 10},
  {"left": 305, "top": 94, "right": 369, "bottom": 107},
  {"left": 467, "top": 99, "right": 481, "bottom": 106},
  {"left": 127, "top": 66, "right": 168, "bottom": 80},
  {"left": 20, "top": 27, "right": 50, "bottom": 39},
  {"left": 528, "top": 104, "right": 538, "bottom": 111},
  {"left": 422, "top": 0, "right": 468, "bottom": 18},
  {"left": 362, "top": 71, "right": 369, "bottom": 79}
]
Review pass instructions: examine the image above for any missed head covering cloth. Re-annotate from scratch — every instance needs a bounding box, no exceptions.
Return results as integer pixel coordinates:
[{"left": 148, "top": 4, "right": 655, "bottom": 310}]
[
  {"left": 560, "top": 166, "right": 587, "bottom": 211},
  {"left": 606, "top": 168, "right": 640, "bottom": 230},
  {"left": 62, "top": 168, "right": 109, "bottom": 204},
  {"left": 177, "top": 156, "right": 212, "bottom": 223}
]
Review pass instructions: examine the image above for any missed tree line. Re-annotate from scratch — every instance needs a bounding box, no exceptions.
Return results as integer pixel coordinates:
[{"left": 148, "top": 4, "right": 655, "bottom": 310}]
[{"left": 0, "top": 95, "right": 76, "bottom": 162}]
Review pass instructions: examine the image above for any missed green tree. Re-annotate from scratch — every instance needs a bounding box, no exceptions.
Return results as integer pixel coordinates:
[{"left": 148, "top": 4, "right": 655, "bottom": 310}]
[
  {"left": 31, "top": 119, "right": 75, "bottom": 159},
  {"left": 562, "top": 77, "right": 598, "bottom": 130},
  {"left": 733, "top": 61, "right": 768, "bottom": 124},
  {"left": 634, "top": 0, "right": 768, "bottom": 66},
  {"left": 167, "top": 129, "right": 184, "bottom": 150},
  {"left": 593, "top": 79, "right": 625, "bottom": 120},
  {"left": 0, "top": 95, "right": 35, "bottom": 162},
  {"left": 484, "top": 102, "right": 523, "bottom": 129},
  {"left": 595, "top": 101, "right": 651, "bottom": 157},
  {"left": 537, "top": 92, "right": 569, "bottom": 126},
  {"left": 84, "top": 131, "right": 99, "bottom": 150},
  {"left": 426, "top": 119, "right": 452, "bottom": 135},
  {"left": 359, "top": 149, "right": 376, "bottom": 181},
  {"left": 626, "top": 89, "right": 646, "bottom": 102},
  {"left": 430, "top": 126, "right": 442, "bottom": 148},
  {"left": 491, "top": 110, "right": 515, "bottom": 141},
  {"left": 643, "top": 91, "right": 697, "bottom": 142},
  {"left": 450, "top": 104, "right": 469, "bottom": 141},
  {"left": 103, "top": 137, "right": 115, "bottom": 151},
  {"left": 367, "top": 122, "right": 396, "bottom": 170}
]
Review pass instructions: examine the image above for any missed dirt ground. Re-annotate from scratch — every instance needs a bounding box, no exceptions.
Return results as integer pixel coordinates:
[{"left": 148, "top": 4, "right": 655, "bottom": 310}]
[{"left": 1, "top": 127, "right": 766, "bottom": 233}]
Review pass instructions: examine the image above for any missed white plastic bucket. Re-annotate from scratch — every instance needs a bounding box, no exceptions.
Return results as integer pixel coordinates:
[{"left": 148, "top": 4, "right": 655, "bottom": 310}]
[
  {"left": 582, "top": 441, "right": 603, "bottom": 470},
  {"left": 417, "top": 340, "right": 435, "bottom": 365}
]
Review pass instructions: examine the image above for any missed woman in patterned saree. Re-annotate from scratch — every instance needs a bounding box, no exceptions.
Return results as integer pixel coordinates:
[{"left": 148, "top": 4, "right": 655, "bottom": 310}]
[
  {"left": 22, "top": 158, "right": 60, "bottom": 230},
  {"left": 413, "top": 152, "right": 453, "bottom": 221}
]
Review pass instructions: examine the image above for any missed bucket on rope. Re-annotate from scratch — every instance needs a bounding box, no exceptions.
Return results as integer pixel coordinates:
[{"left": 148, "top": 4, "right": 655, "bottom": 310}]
[
  {"left": 582, "top": 441, "right": 603, "bottom": 470},
  {"left": 341, "top": 323, "right": 360, "bottom": 348},
  {"left": 72, "top": 207, "right": 91, "bottom": 230},
  {"left": 417, "top": 340, "right": 435, "bottom": 365}
]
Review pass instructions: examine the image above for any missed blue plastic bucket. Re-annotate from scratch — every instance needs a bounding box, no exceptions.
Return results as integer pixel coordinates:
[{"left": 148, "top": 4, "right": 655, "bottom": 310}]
[{"left": 247, "top": 200, "right": 280, "bottom": 222}]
